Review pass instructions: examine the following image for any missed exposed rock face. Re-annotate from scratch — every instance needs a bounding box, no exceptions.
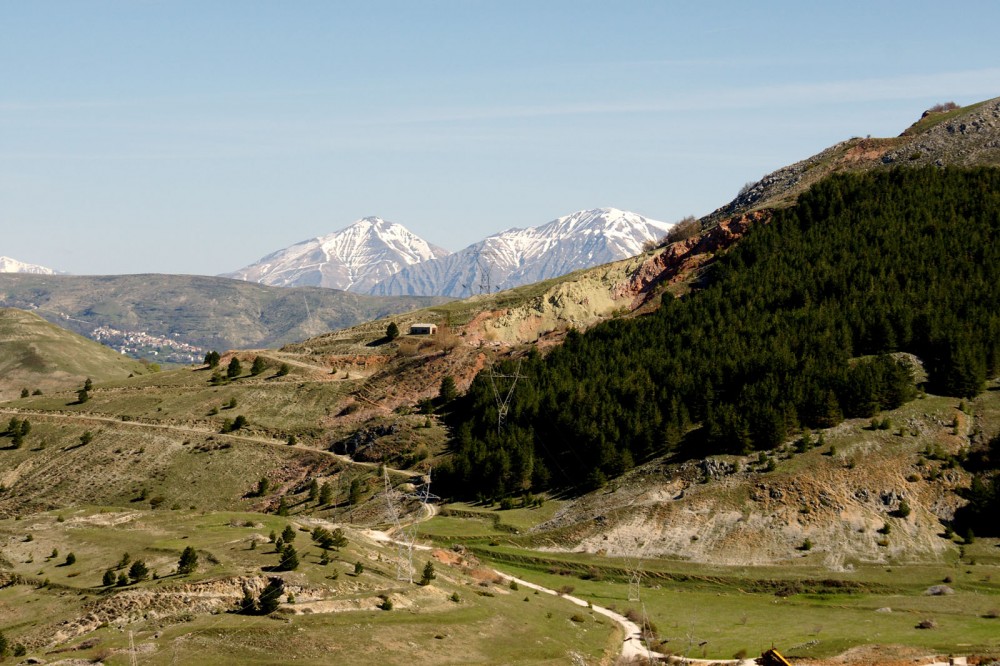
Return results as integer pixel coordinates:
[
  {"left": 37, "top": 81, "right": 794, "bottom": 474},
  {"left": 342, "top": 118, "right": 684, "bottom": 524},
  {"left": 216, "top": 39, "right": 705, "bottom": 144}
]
[{"left": 705, "top": 97, "right": 1000, "bottom": 225}]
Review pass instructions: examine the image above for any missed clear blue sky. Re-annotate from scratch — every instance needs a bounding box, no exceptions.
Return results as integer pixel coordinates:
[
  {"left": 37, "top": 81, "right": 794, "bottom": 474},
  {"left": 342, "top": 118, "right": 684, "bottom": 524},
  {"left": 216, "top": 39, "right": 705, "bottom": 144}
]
[{"left": 3, "top": 1, "right": 1000, "bottom": 275}]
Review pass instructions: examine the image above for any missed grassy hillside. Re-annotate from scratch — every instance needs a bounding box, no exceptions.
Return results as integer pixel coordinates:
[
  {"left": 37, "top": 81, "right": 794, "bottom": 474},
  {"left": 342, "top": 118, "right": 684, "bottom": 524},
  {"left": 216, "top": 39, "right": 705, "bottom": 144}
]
[
  {"left": 0, "top": 273, "right": 449, "bottom": 359},
  {"left": 0, "top": 308, "right": 149, "bottom": 401},
  {"left": 0, "top": 508, "right": 618, "bottom": 665}
]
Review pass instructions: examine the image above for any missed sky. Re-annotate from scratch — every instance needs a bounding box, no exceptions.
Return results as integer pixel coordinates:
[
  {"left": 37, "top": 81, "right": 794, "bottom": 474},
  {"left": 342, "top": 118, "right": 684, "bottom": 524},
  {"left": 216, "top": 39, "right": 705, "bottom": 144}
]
[{"left": 3, "top": 1, "right": 1000, "bottom": 276}]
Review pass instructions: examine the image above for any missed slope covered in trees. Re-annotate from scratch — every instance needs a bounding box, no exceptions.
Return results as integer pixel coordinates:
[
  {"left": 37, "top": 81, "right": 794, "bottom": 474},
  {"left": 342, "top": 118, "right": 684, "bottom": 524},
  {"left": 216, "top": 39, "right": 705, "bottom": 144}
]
[{"left": 442, "top": 168, "right": 1000, "bottom": 498}]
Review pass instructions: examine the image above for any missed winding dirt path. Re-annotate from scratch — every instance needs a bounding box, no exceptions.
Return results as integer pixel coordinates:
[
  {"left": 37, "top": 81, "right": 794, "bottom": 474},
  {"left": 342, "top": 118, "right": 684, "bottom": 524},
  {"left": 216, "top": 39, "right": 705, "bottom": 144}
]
[{"left": 0, "top": 407, "right": 421, "bottom": 478}]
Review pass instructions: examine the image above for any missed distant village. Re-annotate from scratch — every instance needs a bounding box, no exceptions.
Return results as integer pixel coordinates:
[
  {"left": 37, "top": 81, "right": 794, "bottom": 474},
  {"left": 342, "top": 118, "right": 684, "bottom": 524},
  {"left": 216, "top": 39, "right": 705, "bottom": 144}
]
[{"left": 91, "top": 325, "right": 204, "bottom": 365}]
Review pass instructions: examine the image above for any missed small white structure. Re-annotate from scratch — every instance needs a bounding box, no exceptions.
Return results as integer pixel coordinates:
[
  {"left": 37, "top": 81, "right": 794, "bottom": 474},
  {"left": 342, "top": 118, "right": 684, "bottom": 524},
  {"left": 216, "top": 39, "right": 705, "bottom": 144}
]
[{"left": 409, "top": 323, "right": 437, "bottom": 336}]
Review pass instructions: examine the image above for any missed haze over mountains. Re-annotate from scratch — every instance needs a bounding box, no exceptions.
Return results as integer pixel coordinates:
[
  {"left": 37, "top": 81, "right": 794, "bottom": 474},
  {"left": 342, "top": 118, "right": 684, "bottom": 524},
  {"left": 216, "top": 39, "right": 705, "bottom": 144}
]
[{"left": 225, "top": 208, "right": 673, "bottom": 298}]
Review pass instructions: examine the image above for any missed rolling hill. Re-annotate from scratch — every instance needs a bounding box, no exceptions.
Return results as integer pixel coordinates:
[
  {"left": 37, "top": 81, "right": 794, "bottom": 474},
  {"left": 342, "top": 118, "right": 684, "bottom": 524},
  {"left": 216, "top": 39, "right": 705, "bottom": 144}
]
[
  {"left": 0, "top": 308, "right": 149, "bottom": 401},
  {"left": 0, "top": 273, "right": 449, "bottom": 361}
]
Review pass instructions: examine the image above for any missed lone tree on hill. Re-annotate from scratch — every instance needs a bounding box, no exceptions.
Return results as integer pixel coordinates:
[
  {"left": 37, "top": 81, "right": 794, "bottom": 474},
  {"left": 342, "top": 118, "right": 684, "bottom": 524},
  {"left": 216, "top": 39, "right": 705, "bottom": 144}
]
[
  {"left": 420, "top": 560, "right": 436, "bottom": 586},
  {"left": 227, "top": 357, "right": 242, "bottom": 379},
  {"left": 251, "top": 356, "right": 267, "bottom": 376},
  {"left": 386, "top": 322, "right": 400, "bottom": 341},
  {"left": 177, "top": 546, "right": 198, "bottom": 575}
]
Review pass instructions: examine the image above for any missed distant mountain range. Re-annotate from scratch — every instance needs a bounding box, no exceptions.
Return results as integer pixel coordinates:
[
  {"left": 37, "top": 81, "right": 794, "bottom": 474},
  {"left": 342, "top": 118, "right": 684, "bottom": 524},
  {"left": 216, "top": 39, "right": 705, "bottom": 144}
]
[
  {"left": 0, "top": 256, "right": 61, "bottom": 275},
  {"left": 223, "top": 216, "right": 449, "bottom": 291},
  {"left": 225, "top": 208, "right": 673, "bottom": 298}
]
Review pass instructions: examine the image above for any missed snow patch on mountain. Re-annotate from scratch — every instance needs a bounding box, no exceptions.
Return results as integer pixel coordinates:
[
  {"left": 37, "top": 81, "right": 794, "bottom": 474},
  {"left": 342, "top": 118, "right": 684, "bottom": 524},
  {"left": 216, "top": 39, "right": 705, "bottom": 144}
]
[
  {"left": 0, "top": 256, "right": 61, "bottom": 275},
  {"left": 369, "top": 208, "right": 672, "bottom": 297},
  {"left": 223, "top": 217, "right": 450, "bottom": 292}
]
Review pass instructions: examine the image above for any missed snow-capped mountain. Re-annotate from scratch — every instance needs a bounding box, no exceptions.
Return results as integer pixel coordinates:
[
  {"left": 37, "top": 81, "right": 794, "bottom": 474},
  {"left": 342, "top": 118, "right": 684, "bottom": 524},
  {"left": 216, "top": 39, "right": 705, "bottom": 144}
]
[
  {"left": 369, "top": 208, "right": 672, "bottom": 297},
  {"left": 0, "top": 256, "right": 60, "bottom": 275},
  {"left": 223, "top": 217, "right": 450, "bottom": 292}
]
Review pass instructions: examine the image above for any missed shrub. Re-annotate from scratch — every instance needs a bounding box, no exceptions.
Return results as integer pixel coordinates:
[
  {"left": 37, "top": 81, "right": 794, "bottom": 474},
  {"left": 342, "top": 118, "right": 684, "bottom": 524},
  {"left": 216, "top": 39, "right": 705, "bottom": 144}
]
[
  {"left": 667, "top": 215, "right": 701, "bottom": 243},
  {"left": 64, "top": 552, "right": 76, "bottom": 566},
  {"left": 895, "top": 500, "right": 911, "bottom": 518}
]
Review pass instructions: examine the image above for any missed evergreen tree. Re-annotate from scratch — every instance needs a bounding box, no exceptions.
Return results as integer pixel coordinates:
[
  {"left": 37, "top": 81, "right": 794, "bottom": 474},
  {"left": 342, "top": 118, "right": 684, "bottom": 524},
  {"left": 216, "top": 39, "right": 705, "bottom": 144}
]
[
  {"left": 177, "top": 546, "right": 198, "bottom": 574},
  {"left": 258, "top": 578, "right": 284, "bottom": 614},
  {"left": 318, "top": 482, "right": 333, "bottom": 505},
  {"left": 386, "top": 322, "right": 400, "bottom": 341},
  {"left": 204, "top": 350, "right": 221, "bottom": 368},
  {"left": 348, "top": 477, "right": 364, "bottom": 505},
  {"left": 281, "top": 524, "right": 296, "bottom": 544},
  {"left": 307, "top": 479, "right": 319, "bottom": 502},
  {"left": 439, "top": 376, "right": 458, "bottom": 403},
  {"left": 128, "top": 560, "right": 149, "bottom": 582},
  {"left": 250, "top": 356, "right": 267, "bottom": 376},
  {"left": 277, "top": 544, "right": 299, "bottom": 571},
  {"left": 102, "top": 569, "right": 116, "bottom": 586},
  {"left": 237, "top": 589, "right": 257, "bottom": 614},
  {"left": 419, "top": 560, "right": 436, "bottom": 585},
  {"left": 226, "top": 357, "right": 242, "bottom": 379}
]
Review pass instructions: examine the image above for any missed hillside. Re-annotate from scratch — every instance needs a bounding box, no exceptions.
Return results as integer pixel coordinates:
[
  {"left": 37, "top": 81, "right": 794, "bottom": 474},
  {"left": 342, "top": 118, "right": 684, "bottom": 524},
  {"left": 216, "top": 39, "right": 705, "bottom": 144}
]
[
  {"left": 0, "top": 273, "right": 448, "bottom": 361},
  {"left": 705, "top": 96, "right": 1000, "bottom": 226},
  {"left": 0, "top": 308, "right": 148, "bottom": 401},
  {"left": 4, "top": 102, "right": 1000, "bottom": 664}
]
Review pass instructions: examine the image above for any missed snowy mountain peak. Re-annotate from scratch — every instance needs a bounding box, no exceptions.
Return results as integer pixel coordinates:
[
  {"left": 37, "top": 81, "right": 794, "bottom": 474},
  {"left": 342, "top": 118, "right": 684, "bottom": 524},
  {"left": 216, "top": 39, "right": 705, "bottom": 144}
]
[
  {"left": 0, "top": 256, "right": 61, "bottom": 275},
  {"left": 370, "top": 208, "right": 672, "bottom": 298},
  {"left": 223, "top": 217, "right": 449, "bottom": 291}
]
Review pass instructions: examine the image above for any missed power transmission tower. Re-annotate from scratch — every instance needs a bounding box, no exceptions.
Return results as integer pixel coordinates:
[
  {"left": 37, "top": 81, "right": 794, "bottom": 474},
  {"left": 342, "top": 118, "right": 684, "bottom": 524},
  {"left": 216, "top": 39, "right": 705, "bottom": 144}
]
[
  {"left": 488, "top": 358, "right": 524, "bottom": 433},
  {"left": 463, "top": 247, "right": 501, "bottom": 296},
  {"left": 383, "top": 467, "right": 415, "bottom": 583}
]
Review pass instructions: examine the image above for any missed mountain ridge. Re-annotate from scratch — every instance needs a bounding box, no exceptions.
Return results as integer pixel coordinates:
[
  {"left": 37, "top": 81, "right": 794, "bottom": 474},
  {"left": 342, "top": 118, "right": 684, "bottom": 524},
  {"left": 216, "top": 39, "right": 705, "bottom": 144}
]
[
  {"left": 222, "top": 216, "right": 450, "bottom": 291},
  {"left": 369, "top": 207, "right": 672, "bottom": 298},
  {"left": 0, "top": 256, "right": 61, "bottom": 275}
]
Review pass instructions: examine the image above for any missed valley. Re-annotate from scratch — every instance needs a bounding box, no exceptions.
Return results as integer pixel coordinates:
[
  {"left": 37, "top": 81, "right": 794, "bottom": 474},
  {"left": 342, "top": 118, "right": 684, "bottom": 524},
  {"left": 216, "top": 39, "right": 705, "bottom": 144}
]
[{"left": 3, "top": 98, "right": 1000, "bottom": 665}]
